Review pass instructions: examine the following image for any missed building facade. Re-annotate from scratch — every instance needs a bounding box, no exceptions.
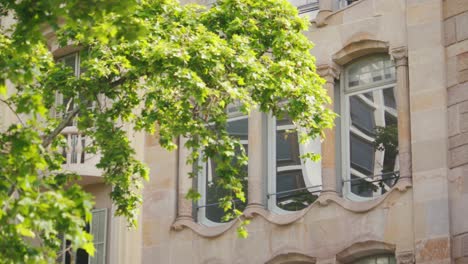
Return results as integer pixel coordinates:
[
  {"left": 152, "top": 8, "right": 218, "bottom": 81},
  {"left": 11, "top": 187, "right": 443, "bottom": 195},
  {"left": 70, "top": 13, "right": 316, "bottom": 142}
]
[
  {"left": 140, "top": 0, "right": 468, "bottom": 263},
  {"left": 2, "top": 0, "right": 468, "bottom": 263}
]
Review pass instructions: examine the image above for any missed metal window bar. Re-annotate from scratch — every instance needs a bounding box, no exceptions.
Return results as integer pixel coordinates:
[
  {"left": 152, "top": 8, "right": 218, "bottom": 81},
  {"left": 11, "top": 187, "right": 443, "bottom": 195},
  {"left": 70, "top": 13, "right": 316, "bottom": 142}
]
[
  {"left": 197, "top": 199, "right": 244, "bottom": 209},
  {"left": 342, "top": 171, "right": 400, "bottom": 184},
  {"left": 267, "top": 184, "right": 322, "bottom": 199}
]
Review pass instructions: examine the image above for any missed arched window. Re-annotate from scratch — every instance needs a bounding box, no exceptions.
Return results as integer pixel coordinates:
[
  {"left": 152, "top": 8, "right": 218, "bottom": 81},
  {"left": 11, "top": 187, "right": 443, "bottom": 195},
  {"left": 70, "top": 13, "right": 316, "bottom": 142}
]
[
  {"left": 267, "top": 115, "right": 322, "bottom": 212},
  {"left": 341, "top": 54, "right": 399, "bottom": 200},
  {"left": 351, "top": 254, "right": 396, "bottom": 264}
]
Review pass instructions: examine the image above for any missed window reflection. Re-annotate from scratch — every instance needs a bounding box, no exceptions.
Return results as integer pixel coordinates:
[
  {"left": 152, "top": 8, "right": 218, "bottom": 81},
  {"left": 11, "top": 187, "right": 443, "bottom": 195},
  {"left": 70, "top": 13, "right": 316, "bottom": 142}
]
[
  {"left": 274, "top": 117, "right": 319, "bottom": 211},
  {"left": 348, "top": 87, "right": 399, "bottom": 198}
]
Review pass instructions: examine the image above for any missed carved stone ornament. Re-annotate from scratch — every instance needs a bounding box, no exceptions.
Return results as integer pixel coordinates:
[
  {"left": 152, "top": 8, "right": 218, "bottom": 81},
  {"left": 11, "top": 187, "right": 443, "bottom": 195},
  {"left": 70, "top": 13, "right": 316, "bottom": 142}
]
[
  {"left": 317, "top": 63, "right": 341, "bottom": 82},
  {"left": 390, "top": 47, "right": 408, "bottom": 67},
  {"left": 396, "top": 251, "right": 415, "bottom": 264}
]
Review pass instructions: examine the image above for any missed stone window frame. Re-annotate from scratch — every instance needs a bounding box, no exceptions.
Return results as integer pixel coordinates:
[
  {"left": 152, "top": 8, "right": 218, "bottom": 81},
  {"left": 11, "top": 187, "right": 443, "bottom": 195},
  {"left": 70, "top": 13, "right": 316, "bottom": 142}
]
[
  {"left": 195, "top": 106, "right": 324, "bottom": 224},
  {"left": 266, "top": 114, "right": 323, "bottom": 214},
  {"left": 196, "top": 107, "right": 249, "bottom": 226},
  {"left": 330, "top": 39, "right": 413, "bottom": 201},
  {"left": 340, "top": 54, "right": 399, "bottom": 201}
]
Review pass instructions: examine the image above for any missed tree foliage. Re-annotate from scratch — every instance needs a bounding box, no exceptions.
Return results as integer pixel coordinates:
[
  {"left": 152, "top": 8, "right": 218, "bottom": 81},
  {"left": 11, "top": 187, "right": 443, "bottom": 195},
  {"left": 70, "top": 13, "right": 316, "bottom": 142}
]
[{"left": 0, "top": 0, "right": 334, "bottom": 262}]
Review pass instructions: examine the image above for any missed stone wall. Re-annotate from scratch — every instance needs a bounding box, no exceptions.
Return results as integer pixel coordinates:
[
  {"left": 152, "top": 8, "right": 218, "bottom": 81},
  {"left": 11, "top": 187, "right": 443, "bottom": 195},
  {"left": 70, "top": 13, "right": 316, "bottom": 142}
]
[{"left": 444, "top": 0, "right": 468, "bottom": 263}]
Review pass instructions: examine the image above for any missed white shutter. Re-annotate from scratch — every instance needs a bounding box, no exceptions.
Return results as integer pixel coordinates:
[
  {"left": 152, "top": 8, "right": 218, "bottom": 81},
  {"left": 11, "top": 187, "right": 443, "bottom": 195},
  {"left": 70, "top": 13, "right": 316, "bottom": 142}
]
[
  {"left": 56, "top": 233, "right": 66, "bottom": 264},
  {"left": 89, "top": 208, "right": 107, "bottom": 264}
]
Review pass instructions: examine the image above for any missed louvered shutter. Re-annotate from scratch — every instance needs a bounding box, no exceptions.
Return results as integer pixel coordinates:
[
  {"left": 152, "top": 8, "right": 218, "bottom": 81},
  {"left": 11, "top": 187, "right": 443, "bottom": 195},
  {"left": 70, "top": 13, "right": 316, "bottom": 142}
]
[{"left": 89, "top": 208, "right": 107, "bottom": 264}]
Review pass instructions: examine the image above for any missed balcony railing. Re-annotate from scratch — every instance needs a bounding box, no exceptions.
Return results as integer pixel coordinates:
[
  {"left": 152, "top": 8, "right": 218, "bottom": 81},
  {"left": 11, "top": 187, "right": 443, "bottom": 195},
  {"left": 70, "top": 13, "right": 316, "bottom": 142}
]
[{"left": 61, "top": 126, "right": 101, "bottom": 177}]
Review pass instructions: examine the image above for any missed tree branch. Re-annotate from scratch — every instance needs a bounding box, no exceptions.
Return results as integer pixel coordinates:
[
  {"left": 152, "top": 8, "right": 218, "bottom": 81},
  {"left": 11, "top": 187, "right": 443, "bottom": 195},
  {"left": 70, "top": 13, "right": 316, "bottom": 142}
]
[
  {"left": 42, "top": 106, "right": 81, "bottom": 148},
  {"left": 0, "top": 98, "right": 25, "bottom": 126}
]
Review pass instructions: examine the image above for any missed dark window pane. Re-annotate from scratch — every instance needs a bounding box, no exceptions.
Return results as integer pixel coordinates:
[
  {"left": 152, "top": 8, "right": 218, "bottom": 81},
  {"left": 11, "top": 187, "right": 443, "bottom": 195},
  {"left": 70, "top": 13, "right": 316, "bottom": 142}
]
[
  {"left": 350, "top": 134, "right": 374, "bottom": 175},
  {"left": 226, "top": 118, "right": 248, "bottom": 140},
  {"left": 350, "top": 96, "right": 375, "bottom": 136},
  {"left": 276, "top": 130, "right": 301, "bottom": 167},
  {"left": 383, "top": 88, "right": 396, "bottom": 110}
]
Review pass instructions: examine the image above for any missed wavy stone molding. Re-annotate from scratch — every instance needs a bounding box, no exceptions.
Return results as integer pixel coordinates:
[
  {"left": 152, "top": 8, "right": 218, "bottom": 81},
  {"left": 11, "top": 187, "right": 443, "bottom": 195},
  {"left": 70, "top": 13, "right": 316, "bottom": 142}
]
[
  {"left": 265, "top": 251, "right": 316, "bottom": 264},
  {"left": 171, "top": 181, "right": 412, "bottom": 237}
]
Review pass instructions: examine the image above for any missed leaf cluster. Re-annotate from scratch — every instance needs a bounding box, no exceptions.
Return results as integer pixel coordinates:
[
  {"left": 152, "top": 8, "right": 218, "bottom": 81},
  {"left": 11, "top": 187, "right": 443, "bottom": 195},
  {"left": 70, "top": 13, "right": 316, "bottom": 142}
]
[{"left": 0, "top": 0, "right": 335, "bottom": 262}]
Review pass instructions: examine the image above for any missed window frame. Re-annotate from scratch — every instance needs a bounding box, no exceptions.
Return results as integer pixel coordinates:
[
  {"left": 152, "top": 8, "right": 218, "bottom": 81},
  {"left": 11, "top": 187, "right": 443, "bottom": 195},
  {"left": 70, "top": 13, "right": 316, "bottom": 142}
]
[
  {"left": 196, "top": 111, "right": 249, "bottom": 226},
  {"left": 59, "top": 208, "right": 108, "bottom": 264},
  {"left": 340, "top": 54, "right": 399, "bottom": 201},
  {"left": 55, "top": 52, "right": 81, "bottom": 125},
  {"left": 266, "top": 114, "right": 322, "bottom": 214}
]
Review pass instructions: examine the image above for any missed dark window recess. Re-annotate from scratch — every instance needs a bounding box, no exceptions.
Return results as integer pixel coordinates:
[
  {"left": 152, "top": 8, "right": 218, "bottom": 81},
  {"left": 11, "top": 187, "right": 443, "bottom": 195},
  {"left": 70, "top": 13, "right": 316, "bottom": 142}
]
[{"left": 64, "top": 223, "right": 90, "bottom": 264}]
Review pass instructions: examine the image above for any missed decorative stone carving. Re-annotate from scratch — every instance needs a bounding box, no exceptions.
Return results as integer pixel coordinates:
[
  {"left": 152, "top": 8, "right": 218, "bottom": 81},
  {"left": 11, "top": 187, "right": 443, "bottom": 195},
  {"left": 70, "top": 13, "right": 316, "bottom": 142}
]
[
  {"left": 396, "top": 251, "right": 415, "bottom": 264},
  {"left": 390, "top": 47, "right": 408, "bottom": 67},
  {"left": 333, "top": 39, "right": 390, "bottom": 65},
  {"left": 266, "top": 251, "right": 316, "bottom": 264},
  {"left": 317, "top": 63, "right": 341, "bottom": 83},
  {"left": 336, "top": 240, "right": 396, "bottom": 263}
]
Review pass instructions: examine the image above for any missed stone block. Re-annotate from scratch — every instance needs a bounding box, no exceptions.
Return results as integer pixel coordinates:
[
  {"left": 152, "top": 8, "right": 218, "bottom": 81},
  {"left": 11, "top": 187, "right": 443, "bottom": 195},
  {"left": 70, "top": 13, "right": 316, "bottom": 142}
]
[
  {"left": 459, "top": 69, "right": 468, "bottom": 83},
  {"left": 412, "top": 108, "right": 447, "bottom": 141},
  {"left": 444, "top": 0, "right": 468, "bottom": 19},
  {"left": 408, "top": 22, "right": 443, "bottom": 49},
  {"left": 459, "top": 101, "right": 468, "bottom": 113},
  {"left": 412, "top": 140, "right": 447, "bottom": 172},
  {"left": 449, "top": 104, "right": 461, "bottom": 137},
  {"left": 461, "top": 112, "right": 468, "bottom": 133},
  {"left": 458, "top": 52, "right": 468, "bottom": 72},
  {"left": 445, "top": 17, "right": 457, "bottom": 46},
  {"left": 415, "top": 237, "right": 451, "bottom": 263},
  {"left": 456, "top": 12, "right": 468, "bottom": 42},
  {"left": 449, "top": 132, "right": 468, "bottom": 149},
  {"left": 449, "top": 82, "right": 468, "bottom": 106},
  {"left": 407, "top": 0, "right": 442, "bottom": 26},
  {"left": 451, "top": 144, "right": 468, "bottom": 167},
  {"left": 448, "top": 55, "right": 459, "bottom": 88}
]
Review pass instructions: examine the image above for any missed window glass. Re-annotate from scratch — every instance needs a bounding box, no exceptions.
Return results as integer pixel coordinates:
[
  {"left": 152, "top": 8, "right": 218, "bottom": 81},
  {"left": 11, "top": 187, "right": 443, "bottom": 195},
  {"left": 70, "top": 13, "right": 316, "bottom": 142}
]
[
  {"left": 346, "top": 56, "right": 396, "bottom": 91},
  {"left": 344, "top": 55, "right": 399, "bottom": 200},
  {"left": 270, "top": 116, "right": 321, "bottom": 212},
  {"left": 200, "top": 115, "right": 248, "bottom": 224},
  {"left": 353, "top": 255, "right": 396, "bottom": 264}
]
